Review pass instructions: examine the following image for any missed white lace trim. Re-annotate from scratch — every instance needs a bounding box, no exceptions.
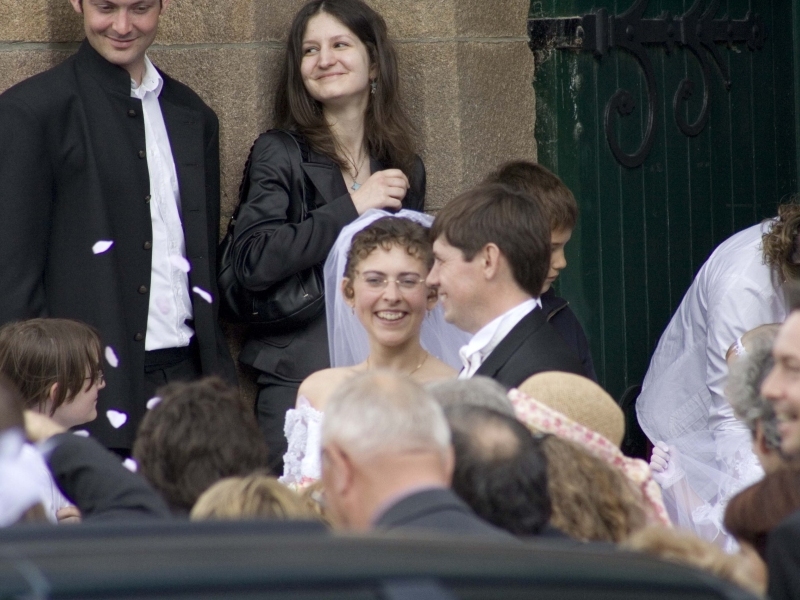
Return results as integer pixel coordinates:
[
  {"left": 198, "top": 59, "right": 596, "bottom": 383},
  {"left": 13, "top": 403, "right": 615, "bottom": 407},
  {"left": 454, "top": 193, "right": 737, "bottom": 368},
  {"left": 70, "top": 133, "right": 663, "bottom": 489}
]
[{"left": 279, "top": 396, "right": 323, "bottom": 486}]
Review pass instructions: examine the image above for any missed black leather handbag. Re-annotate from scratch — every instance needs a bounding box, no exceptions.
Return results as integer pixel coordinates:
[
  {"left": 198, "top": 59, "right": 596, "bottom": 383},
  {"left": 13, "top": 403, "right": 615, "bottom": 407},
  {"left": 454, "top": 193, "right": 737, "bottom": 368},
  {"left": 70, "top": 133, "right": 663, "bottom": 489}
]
[{"left": 218, "top": 130, "right": 325, "bottom": 327}]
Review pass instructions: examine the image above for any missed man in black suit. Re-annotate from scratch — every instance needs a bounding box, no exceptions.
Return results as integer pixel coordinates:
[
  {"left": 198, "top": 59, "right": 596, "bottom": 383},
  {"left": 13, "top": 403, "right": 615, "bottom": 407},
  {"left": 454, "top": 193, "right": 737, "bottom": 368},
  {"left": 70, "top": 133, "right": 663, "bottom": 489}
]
[
  {"left": 320, "top": 370, "right": 512, "bottom": 539},
  {"left": 426, "top": 184, "right": 583, "bottom": 389},
  {"left": 0, "top": 0, "right": 235, "bottom": 454}
]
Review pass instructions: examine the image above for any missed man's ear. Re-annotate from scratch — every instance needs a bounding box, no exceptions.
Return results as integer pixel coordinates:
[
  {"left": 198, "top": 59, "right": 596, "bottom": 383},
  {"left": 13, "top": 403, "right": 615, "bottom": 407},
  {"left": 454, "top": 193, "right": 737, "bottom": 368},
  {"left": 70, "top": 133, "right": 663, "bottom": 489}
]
[
  {"left": 160, "top": 0, "right": 172, "bottom": 14},
  {"left": 481, "top": 243, "right": 502, "bottom": 280},
  {"left": 326, "top": 443, "right": 355, "bottom": 496},
  {"left": 68, "top": 0, "right": 83, "bottom": 15},
  {"left": 442, "top": 445, "right": 456, "bottom": 485}
]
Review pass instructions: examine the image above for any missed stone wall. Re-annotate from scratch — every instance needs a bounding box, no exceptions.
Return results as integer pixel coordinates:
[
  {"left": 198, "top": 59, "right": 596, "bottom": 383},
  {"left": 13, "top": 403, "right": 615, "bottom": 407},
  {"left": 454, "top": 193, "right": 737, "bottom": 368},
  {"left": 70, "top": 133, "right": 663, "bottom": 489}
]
[
  {"left": 0, "top": 0, "right": 536, "bottom": 214},
  {"left": 0, "top": 0, "right": 537, "bottom": 392}
]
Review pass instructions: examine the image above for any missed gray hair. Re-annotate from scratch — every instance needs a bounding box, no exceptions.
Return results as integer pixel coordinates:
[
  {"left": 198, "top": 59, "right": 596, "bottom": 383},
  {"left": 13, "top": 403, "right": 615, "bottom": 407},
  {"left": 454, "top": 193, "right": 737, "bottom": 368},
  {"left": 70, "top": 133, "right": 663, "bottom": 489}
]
[
  {"left": 426, "top": 376, "right": 515, "bottom": 417},
  {"left": 727, "top": 330, "right": 781, "bottom": 450},
  {"left": 322, "top": 370, "right": 451, "bottom": 458}
]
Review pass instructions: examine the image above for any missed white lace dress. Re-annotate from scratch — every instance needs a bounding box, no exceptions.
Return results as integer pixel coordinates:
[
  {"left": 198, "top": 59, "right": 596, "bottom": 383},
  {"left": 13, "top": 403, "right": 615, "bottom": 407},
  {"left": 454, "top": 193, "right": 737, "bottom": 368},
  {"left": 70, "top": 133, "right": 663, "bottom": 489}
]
[{"left": 279, "top": 396, "right": 323, "bottom": 487}]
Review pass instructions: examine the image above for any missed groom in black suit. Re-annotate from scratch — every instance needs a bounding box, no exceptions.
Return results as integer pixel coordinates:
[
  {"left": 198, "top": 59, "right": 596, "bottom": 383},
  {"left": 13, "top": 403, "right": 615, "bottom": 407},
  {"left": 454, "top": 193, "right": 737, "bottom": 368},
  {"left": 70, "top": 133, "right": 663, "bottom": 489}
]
[{"left": 426, "top": 183, "right": 583, "bottom": 389}]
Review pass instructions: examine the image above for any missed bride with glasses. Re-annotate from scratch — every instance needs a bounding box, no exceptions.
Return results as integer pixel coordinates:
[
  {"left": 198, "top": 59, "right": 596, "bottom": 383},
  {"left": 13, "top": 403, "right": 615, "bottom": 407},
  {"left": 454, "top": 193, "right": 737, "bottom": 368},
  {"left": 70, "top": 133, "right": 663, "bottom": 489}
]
[{"left": 281, "top": 211, "right": 468, "bottom": 485}]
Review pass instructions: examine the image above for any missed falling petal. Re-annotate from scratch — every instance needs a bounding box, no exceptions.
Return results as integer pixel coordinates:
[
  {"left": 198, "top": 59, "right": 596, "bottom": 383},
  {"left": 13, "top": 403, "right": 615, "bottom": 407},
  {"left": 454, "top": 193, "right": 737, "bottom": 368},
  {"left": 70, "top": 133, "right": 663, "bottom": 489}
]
[
  {"left": 169, "top": 255, "right": 191, "bottom": 273},
  {"left": 192, "top": 286, "right": 213, "bottom": 304},
  {"left": 155, "top": 295, "right": 171, "bottom": 315},
  {"left": 105, "top": 346, "right": 119, "bottom": 368},
  {"left": 146, "top": 397, "right": 161, "bottom": 410},
  {"left": 106, "top": 410, "right": 127, "bottom": 429},
  {"left": 122, "top": 458, "right": 138, "bottom": 472},
  {"left": 92, "top": 240, "right": 114, "bottom": 254},
  {"left": 73, "top": 430, "right": 90, "bottom": 438}
]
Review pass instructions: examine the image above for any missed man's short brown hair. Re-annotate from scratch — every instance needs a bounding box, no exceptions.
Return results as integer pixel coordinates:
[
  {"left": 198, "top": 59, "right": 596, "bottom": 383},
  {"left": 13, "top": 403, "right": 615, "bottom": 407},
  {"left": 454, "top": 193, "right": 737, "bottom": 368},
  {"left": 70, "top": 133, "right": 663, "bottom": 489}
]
[
  {"left": 0, "top": 318, "right": 102, "bottom": 417},
  {"left": 485, "top": 161, "right": 578, "bottom": 232},
  {"left": 430, "top": 183, "right": 551, "bottom": 297},
  {"left": 133, "top": 377, "right": 269, "bottom": 513}
]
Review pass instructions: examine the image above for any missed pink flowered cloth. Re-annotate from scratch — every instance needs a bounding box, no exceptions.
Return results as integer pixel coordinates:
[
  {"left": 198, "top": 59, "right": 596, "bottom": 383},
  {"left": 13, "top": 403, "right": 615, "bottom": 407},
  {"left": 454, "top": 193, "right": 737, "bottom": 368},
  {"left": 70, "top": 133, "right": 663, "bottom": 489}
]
[{"left": 508, "top": 388, "right": 671, "bottom": 528}]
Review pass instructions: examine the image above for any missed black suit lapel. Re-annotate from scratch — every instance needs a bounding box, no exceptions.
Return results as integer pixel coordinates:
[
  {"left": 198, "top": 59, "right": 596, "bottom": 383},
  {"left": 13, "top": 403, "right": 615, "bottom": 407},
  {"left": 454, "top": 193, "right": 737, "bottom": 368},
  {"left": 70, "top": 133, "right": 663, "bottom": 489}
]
[
  {"left": 159, "top": 97, "right": 210, "bottom": 280},
  {"left": 475, "top": 307, "right": 547, "bottom": 380},
  {"left": 302, "top": 148, "right": 348, "bottom": 206}
]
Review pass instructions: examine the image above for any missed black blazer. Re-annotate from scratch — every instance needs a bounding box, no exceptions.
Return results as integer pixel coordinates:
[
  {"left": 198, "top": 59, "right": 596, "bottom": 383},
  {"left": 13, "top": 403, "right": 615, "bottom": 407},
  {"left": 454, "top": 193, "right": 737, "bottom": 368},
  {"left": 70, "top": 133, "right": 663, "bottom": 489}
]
[
  {"left": 232, "top": 130, "right": 425, "bottom": 381},
  {"left": 475, "top": 307, "right": 586, "bottom": 389},
  {"left": 767, "top": 509, "right": 800, "bottom": 600},
  {"left": 0, "top": 41, "right": 236, "bottom": 449},
  {"left": 47, "top": 433, "right": 170, "bottom": 521},
  {"left": 374, "top": 488, "right": 514, "bottom": 540}
]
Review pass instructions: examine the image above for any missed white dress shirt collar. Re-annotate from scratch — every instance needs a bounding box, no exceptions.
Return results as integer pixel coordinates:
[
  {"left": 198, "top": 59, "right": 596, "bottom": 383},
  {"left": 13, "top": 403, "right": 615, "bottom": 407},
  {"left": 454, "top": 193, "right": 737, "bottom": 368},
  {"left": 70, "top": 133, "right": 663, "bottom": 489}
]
[{"left": 458, "top": 297, "right": 541, "bottom": 379}]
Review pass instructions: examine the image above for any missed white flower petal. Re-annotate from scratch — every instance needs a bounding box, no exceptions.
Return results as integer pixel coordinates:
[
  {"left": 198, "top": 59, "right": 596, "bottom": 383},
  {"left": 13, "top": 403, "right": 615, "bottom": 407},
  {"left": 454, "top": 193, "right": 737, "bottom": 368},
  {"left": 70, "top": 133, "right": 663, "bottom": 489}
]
[
  {"left": 73, "top": 430, "right": 90, "bottom": 438},
  {"left": 122, "top": 458, "right": 138, "bottom": 472},
  {"left": 192, "top": 286, "right": 213, "bottom": 304},
  {"left": 92, "top": 240, "right": 114, "bottom": 254},
  {"left": 155, "top": 295, "right": 171, "bottom": 315},
  {"left": 169, "top": 255, "right": 191, "bottom": 273},
  {"left": 106, "top": 410, "right": 127, "bottom": 429},
  {"left": 146, "top": 397, "right": 161, "bottom": 410},
  {"left": 104, "top": 346, "right": 119, "bottom": 368}
]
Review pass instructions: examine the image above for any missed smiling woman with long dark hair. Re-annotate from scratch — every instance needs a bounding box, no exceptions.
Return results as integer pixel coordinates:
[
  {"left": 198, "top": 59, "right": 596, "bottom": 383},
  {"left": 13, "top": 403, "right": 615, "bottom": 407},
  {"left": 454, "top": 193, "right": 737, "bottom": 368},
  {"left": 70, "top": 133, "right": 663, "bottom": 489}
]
[{"left": 230, "top": 0, "right": 425, "bottom": 473}]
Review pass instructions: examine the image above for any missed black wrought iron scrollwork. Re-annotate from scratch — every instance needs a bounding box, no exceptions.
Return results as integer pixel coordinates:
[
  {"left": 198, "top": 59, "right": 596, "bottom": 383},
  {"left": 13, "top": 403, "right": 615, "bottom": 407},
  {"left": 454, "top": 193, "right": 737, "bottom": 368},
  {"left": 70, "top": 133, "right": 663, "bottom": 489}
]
[{"left": 528, "top": 0, "right": 766, "bottom": 169}]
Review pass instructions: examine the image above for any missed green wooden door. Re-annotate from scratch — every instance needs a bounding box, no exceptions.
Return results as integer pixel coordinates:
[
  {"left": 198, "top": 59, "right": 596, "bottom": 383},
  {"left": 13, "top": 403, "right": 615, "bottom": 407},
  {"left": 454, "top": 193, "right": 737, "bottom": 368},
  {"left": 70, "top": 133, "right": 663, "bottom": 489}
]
[{"left": 530, "top": 0, "right": 799, "bottom": 400}]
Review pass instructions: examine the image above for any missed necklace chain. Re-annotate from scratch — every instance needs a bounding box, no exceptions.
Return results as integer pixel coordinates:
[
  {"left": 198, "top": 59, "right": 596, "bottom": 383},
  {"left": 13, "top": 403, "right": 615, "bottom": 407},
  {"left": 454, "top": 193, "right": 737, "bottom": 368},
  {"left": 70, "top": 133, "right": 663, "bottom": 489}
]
[
  {"left": 341, "top": 146, "right": 367, "bottom": 191},
  {"left": 366, "top": 351, "right": 429, "bottom": 376}
]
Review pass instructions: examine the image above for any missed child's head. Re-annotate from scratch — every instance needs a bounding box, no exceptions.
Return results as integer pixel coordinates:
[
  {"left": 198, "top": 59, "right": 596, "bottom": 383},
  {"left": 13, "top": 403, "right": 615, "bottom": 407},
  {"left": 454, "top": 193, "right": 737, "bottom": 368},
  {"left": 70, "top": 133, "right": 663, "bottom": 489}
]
[
  {"left": 0, "top": 318, "right": 104, "bottom": 429},
  {"left": 485, "top": 161, "right": 578, "bottom": 293}
]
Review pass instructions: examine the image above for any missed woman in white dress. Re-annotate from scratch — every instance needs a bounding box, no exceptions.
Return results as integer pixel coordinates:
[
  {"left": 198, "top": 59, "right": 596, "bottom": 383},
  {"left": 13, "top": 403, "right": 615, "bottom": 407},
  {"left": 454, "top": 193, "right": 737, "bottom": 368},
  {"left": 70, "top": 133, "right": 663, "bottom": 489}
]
[{"left": 281, "top": 212, "right": 468, "bottom": 485}]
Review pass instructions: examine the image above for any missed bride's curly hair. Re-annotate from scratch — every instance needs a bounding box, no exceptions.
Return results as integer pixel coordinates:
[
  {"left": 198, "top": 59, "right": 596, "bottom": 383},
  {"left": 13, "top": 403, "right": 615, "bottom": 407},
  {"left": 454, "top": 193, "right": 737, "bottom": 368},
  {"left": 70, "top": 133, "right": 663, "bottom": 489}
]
[
  {"left": 762, "top": 197, "right": 800, "bottom": 283},
  {"left": 342, "top": 217, "right": 433, "bottom": 300}
]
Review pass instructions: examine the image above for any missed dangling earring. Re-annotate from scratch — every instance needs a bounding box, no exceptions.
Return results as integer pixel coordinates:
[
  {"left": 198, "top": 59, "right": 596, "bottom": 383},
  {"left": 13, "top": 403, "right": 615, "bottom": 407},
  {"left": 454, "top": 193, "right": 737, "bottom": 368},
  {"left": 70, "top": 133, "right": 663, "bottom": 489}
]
[{"left": 370, "top": 79, "right": 377, "bottom": 95}]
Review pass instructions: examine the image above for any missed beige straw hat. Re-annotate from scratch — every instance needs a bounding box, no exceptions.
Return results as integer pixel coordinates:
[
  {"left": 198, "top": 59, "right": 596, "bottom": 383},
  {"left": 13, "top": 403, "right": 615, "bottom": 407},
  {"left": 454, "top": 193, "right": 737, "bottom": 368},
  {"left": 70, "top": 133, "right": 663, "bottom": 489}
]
[{"left": 517, "top": 372, "right": 625, "bottom": 447}]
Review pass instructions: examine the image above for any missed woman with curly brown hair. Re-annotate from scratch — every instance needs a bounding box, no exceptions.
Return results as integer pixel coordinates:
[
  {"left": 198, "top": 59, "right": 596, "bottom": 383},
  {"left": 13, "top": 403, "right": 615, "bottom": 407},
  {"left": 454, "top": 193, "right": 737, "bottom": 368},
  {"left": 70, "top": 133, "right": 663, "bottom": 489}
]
[{"left": 638, "top": 199, "right": 800, "bottom": 550}]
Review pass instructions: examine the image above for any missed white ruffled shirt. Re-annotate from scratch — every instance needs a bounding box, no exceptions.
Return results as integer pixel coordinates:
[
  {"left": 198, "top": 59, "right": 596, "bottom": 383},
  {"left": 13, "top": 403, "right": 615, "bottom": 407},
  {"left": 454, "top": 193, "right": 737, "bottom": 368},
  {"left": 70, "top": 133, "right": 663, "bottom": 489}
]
[{"left": 131, "top": 56, "right": 194, "bottom": 351}]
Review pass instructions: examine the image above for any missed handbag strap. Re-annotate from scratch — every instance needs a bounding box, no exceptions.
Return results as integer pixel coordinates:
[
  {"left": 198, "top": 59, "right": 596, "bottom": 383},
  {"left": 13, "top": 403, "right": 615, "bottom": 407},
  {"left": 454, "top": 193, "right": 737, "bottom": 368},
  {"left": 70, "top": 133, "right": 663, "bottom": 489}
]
[{"left": 227, "top": 129, "right": 313, "bottom": 233}]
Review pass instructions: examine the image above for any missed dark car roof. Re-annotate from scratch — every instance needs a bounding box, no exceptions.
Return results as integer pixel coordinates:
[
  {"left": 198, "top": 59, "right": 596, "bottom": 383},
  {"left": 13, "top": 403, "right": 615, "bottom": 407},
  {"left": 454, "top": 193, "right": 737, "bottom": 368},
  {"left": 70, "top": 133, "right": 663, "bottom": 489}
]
[{"left": 0, "top": 520, "right": 757, "bottom": 599}]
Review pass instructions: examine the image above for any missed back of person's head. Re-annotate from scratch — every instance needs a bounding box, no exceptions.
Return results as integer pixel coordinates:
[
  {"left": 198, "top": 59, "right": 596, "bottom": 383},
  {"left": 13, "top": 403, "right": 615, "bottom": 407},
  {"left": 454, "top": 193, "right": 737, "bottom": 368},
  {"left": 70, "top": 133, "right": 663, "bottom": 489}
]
[
  {"left": 190, "top": 474, "right": 322, "bottom": 522},
  {"left": 484, "top": 161, "right": 578, "bottom": 233},
  {"left": 727, "top": 327, "right": 781, "bottom": 453},
  {"left": 133, "top": 377, "right": 269, "bottom": 513},
  {"left": 322, "top": 370, "right": 450, "bottom": 460},
  {"left": 426, "top": 376, "right": 514, "bottom": 417},
  {"left": 541, "top": 435, "right": 646, "bottom": 542},
  {"left": 624, "top": 526, "right": 766, "bottom": 597},
  {"left": 519, "top": 372, "right": 625, "bottom": 447},
  {"left": 724, "top": 465, "right": 800, "bottom": 560},
  {"left": 430, "top": 183, "right": 551, "bottom": 297},
  {"left": 446, "top": 405, "right": 551, "bottom": 535},
  {"left": 0, "top": 318, "right": 102, "bottom": 417},
  {"left": 762, "top": 199, "right": 800, "bottom": 284}
]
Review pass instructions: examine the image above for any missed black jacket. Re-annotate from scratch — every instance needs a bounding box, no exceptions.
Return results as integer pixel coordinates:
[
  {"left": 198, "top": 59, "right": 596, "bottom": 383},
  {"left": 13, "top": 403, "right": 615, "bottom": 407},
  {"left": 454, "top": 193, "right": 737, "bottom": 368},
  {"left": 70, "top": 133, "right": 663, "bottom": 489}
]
[
  {"left": 767, "top": 509, "right": 800, "bottom": 600},
  {"left": 232, "top": 130, "right": 425, "bottom": 381},
  {"left": 374, "top": 488, "right": 514, "bottom": 540},
  {"left": 47, "top": 433, "right": 170, "bottom": 521},
  {"left": 475, "top": 307, "right": 586, "bottom": 389},
  {"left": 0, "top": 41, "right": 236, "bottom": 449},
  {"left": 541, "top": 289, "right": 597, "bottom": 382}
]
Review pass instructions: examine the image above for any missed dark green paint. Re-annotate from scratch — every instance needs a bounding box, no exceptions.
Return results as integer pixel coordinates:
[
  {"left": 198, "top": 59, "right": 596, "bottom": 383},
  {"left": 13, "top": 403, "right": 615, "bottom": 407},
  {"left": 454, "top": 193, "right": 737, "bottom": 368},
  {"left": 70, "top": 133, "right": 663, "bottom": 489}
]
[{"left": 531, "top": 0, "right": 799, "bottom": 400}]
